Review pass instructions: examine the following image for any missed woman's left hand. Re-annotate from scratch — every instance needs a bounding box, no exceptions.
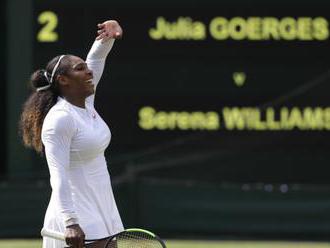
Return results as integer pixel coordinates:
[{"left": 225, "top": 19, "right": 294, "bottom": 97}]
[{"left": 96, "top": 20, "right": 123, "bottom": 42}]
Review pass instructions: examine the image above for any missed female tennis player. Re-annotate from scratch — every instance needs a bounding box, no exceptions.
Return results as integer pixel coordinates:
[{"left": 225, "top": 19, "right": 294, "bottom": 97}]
[{"left": 19, "top": 20, "right": 124, "bottom": 248}]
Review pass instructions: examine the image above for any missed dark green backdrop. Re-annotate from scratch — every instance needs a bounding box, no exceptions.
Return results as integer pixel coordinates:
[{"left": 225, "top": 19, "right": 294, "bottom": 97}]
[{"left": 2, "top": 0, "right": 330, "bottom": 240}]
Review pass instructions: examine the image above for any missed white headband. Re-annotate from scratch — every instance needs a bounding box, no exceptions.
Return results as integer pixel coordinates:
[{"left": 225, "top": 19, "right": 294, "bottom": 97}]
[
  {"left": 37, "top": 55, "right": 66, "bottom": 92},
  {"left": 50, "top": 55, "right": 66, "bottom": 84},
  {"left": 36, "top": 84, "right": 51, "bottom": 92}
]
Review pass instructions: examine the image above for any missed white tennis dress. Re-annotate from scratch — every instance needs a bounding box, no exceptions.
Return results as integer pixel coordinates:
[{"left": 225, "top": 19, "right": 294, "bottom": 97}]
[{"left": 41, "top": 39, "right": 124, "bottom": 248}]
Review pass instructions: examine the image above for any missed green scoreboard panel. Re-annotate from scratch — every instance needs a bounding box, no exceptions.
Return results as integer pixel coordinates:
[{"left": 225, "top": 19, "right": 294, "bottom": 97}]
[{"left": 15, "top": 0, "right": 330, "bottom": 183}]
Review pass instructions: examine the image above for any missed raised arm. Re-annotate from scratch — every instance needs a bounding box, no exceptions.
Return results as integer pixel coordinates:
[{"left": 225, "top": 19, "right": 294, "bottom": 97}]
[{"left": 85, "top": 20, "right": 123, "bottom": 105}]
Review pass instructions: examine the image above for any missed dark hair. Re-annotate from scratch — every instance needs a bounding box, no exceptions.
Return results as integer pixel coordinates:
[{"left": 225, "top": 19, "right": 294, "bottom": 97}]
[{"left": 19, "top": 55, "right": 71, "bottom": 154}]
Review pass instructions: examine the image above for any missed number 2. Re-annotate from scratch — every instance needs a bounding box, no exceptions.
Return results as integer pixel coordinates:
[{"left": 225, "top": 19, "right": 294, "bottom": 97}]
[{"left": 37, "top": 11, "right": 58, "bottom": 42}]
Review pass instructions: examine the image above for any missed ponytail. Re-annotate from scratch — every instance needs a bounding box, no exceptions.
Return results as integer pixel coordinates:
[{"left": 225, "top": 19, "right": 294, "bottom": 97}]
[
  {"left": 19, "top": 55, "right": 70, "bottom": 154},
  {"left": 19, "top": 70, "right": 59, "bottom": 154}
]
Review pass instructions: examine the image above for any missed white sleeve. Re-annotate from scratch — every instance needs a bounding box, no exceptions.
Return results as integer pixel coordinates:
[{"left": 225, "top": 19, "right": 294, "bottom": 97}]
[
  {"left": 42, "top": 110, "right": 78, "bottom": 227},
  {"left": 85, "top": 39, "right": 115, "bottom": 105}
]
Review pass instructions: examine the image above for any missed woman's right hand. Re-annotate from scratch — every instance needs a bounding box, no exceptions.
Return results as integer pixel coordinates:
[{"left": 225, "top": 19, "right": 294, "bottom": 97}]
[{"left": 64, "top": 224, "right": 85, "bottom": 248}]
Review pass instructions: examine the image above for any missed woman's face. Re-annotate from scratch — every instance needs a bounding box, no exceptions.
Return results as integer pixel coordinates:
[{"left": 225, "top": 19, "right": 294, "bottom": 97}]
[{"left": 60, "top": 56, "right": 94, "bottom": 98}]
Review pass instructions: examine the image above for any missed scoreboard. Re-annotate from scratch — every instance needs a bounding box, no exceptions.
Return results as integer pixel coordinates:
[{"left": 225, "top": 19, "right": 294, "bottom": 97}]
[{"left": 7, "top": 0, "right": 330, "bottom": 184}]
